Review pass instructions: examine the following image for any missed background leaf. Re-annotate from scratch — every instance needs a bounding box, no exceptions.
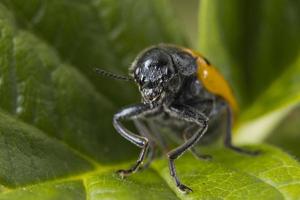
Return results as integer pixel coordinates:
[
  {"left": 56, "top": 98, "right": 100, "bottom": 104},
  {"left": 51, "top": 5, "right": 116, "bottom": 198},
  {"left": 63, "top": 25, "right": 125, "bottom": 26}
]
[
  {"left": 266, "top": 105, "right": 300, "bottom": 159},
  {"left": 1, "top": 0, "right": 186, "bottom": 106}
]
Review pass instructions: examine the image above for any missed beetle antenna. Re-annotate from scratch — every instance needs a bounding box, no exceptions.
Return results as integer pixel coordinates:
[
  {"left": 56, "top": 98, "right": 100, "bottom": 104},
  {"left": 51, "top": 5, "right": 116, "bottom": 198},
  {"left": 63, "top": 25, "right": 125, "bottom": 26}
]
[{"left": 94, "top": 68, "right": 134, "bottom": 82}]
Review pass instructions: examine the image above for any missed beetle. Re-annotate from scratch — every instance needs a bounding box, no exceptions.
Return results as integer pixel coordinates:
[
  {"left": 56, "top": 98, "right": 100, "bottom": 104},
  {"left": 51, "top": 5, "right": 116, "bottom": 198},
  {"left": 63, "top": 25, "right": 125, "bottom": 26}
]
[{"left": 95, "top": 44, "right": 259, "bottom": 193}]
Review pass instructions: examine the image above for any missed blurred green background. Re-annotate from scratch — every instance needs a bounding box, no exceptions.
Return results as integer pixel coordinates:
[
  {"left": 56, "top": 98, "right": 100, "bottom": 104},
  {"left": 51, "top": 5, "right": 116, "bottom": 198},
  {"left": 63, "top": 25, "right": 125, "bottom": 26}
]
[{"left": 171, "top": 0, "right": 199, "bottom": 47}]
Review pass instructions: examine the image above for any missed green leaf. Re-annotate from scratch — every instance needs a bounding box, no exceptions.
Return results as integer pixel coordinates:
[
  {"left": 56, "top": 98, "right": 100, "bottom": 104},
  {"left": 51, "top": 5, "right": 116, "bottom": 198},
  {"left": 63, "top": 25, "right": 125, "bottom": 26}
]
[
  {"left": 85, "top": 169, "right": 178, "bottom": 200},
  {"left": 153, "top": 145, "right": 300, "bottom": 200},
  {"left": 1, "top": 0, "right": 186, "bottom": 106},
  {"left": 0, "top": 111, "right": 93, "bottom": 187},
  {"left": 0, "top": 0, "right": 299, "bottom": 199},
  {"left": 0, "top": 181, "right": 86, "bottom": 200}
]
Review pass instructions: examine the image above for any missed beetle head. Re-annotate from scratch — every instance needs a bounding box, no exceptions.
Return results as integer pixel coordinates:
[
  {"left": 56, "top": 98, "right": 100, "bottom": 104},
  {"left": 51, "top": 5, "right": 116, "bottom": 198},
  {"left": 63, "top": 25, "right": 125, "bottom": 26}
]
[{"left": 130, "top": 47, "right": 181, "bottom": 104}]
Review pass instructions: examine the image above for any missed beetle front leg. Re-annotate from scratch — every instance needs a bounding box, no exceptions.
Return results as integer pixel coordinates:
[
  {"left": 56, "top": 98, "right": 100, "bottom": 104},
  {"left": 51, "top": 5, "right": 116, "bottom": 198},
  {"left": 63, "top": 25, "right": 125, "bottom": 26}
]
[
  {"left": 113, "top": 103, "right": 154, "bottom": 177},
  {"left": 133, "top": 119, "right": 157, "bottom": 170},
  {"left": 183, "top": 126, "right": 212, "bottom": 160},
  {"left": 165, "top": 105, "right": 208, "bottom": 193},
  {"left": 224, "top": 105, "right": 260, "bottom": 155}
]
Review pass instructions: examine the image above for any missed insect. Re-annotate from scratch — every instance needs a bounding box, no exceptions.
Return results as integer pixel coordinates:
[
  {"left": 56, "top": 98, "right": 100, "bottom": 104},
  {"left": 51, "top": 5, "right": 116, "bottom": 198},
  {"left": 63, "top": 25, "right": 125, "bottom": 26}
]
[{"left": 95, "top": 44, "right": 258, "bottom": 193}]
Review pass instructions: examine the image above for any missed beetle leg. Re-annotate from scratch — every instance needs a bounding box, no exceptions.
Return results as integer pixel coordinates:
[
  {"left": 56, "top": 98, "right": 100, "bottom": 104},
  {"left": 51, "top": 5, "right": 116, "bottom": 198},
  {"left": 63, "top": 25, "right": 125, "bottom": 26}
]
[
  {"left": 183, "top": 126, "right": 212, "bottom": 160},
  {"left": 133, "top": 119, "right": 157, "bottom": 170},
  {"left": 165, "top": 105, "right": 208, "bottom": 193},
  {"left": 224, "top": 105, "right": 260, "bottom": 155},
  {"left": 113, "top": 103, "right": 154, "bottom": 177},
  {"left": 142, "top": 142, "right": 156, "bottom": 169}
]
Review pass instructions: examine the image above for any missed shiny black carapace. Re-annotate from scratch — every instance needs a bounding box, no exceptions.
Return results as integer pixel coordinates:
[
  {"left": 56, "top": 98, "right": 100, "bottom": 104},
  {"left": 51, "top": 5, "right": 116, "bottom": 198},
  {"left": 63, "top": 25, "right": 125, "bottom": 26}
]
[{"left": 95, "top": 44, "right": 258, "bottom": 193}]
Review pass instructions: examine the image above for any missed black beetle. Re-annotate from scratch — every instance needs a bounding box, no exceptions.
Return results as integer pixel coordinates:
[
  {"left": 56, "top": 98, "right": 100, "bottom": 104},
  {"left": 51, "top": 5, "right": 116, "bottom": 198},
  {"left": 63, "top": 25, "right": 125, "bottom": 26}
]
[{"left": 95, "top": 44, "right": 258, "bottom": 193}]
